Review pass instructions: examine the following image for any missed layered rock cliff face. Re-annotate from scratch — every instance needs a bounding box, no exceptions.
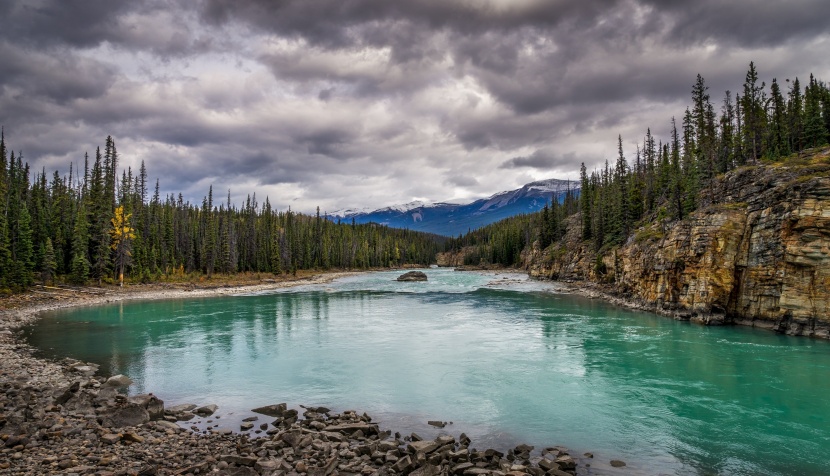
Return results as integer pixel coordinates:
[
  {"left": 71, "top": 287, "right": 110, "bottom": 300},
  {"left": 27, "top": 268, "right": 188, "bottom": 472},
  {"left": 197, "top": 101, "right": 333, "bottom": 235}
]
[{"left": 528, "top": 150, "right": 830, "bottom": 338}]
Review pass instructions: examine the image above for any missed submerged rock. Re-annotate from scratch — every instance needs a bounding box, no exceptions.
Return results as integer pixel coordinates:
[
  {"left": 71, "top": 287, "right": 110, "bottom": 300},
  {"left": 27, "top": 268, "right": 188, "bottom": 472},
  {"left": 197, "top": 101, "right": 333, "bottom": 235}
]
[{"left": 397, "top": 271, "right": 428, "bottom": 282}]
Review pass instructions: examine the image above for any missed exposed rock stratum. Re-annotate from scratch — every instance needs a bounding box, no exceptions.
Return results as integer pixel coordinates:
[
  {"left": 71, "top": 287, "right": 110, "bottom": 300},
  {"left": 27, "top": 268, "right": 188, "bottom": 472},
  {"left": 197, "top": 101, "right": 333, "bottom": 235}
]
[{"left": 527, "top": 150, "right": 830, "bottom": 338}]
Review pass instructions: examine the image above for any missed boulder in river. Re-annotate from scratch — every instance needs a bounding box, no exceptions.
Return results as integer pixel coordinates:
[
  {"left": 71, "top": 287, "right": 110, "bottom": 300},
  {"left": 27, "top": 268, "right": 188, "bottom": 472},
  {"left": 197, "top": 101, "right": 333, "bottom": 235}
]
[
  {"left": 196, "top": 404, "right": 218, "bottom": 416},
  {"left": 166, "top": 403, "right": 197, "bottom": 414},
  {"left": 252, "top": 403, "right": 287, "bottom": 417},
  {"left": 396, "top": 271, "right": 428, "bottom": 282}
]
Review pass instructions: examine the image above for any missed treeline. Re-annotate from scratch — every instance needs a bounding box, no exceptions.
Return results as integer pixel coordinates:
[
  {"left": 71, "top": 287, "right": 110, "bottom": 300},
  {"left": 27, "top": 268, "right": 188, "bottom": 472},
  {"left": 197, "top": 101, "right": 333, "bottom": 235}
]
[
  {"left": 443, "top": 189, "right": 579, "bottom": 266},
  {"left": 581, "top": 63, "right": 830, "bottom": 251},
  {"left": 0, "top": 134, "right": 440, "bottom": 291},
  {"left": 451, "top": 62, "right": 830, "bottom": 265}
]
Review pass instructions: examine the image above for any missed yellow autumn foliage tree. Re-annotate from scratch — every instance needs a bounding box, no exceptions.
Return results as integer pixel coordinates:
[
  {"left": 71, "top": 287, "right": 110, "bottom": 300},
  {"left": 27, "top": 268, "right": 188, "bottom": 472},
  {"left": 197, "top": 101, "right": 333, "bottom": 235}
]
[{"left": 110, "top": 205, "right": 136, "bottom": 286}]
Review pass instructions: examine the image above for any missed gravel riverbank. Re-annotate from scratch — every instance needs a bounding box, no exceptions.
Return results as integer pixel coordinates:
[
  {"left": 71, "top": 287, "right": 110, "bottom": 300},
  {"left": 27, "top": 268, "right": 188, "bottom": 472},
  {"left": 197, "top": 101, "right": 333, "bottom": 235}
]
[{"left": 0, "top": 274, "right": 600, "bottom": 476}]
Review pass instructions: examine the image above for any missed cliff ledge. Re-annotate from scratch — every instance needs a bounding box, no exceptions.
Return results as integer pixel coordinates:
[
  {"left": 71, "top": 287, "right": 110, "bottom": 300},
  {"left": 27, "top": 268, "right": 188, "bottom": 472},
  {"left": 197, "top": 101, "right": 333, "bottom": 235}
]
[{"left": 528, "top": 148, "right": 830, "bottom": 338}]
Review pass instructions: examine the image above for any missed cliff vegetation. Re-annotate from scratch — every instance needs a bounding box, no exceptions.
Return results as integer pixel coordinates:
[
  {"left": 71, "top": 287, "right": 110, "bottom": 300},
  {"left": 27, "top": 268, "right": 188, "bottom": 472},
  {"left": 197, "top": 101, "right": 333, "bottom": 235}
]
[{"left": 442, "top": 63, "right": 830, "bottom": 337}]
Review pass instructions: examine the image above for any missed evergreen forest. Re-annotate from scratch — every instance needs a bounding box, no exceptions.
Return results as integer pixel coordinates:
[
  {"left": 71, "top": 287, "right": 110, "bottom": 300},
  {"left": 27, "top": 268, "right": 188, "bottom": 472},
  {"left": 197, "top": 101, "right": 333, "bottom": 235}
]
[
  {"left": 0, "top": 135, "right": 440, "bottom": 291},
  {"left": 445, "top": 63, "right": 830, "bottom": 265}
]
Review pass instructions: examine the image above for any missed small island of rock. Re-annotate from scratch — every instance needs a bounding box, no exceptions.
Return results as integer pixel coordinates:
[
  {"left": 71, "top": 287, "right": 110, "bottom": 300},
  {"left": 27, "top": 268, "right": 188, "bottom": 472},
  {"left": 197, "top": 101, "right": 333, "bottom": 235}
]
[{"left": 396, "top": 271, "right": 428, "bottom": 282}]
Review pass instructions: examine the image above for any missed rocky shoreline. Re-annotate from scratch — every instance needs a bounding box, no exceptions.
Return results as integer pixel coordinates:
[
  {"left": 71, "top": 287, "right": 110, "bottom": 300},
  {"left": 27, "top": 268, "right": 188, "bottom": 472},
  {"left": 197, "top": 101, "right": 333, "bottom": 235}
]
[
  {"left": 0, "top": 274, "right": 606, "bottom": 476},
  {"left": 549, "top": 277, "right": 830, "bottom": 340}
]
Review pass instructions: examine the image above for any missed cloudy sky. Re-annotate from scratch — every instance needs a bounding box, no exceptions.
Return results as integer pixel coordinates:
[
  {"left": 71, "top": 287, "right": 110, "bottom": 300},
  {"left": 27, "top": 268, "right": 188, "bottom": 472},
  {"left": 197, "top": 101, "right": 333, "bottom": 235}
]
[{"left": 2, "top": 0, "right": 829, "bottom": 213}]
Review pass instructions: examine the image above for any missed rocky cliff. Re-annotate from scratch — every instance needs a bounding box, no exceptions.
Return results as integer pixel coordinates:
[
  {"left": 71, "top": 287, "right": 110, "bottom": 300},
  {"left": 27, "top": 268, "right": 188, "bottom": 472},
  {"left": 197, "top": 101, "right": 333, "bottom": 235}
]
[{"left": 528, "top": 148, "right": 830, "bottom": 338}]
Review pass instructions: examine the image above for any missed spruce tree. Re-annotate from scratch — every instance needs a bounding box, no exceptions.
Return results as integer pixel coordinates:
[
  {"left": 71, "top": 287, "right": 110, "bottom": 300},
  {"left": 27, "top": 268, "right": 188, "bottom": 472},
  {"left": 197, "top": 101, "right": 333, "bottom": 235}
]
[
  {"left": 643, "top": 129, "right": 657, "bottom": 213},
  {"left": 615, "top": 135, "right": 630, "bottom": 241},
  {"left": 0, "top": 131, "right": 10, "bottom": 288},
  {"left": 767, "top": 78, "right": 788, "bottom": 158},
  {"left": 42, "top": 237, "right": 57, "bottom": 285},
  {"left": 670, "top": 118, "right": 684, "bottom": 221},
  {"left": 804, "top": 74, "right": 828, "bottom": 148},
  {"left": 741, "top": 62, "right": 766, "bottom": 163},
  {"left": 718, "top": 91, "right": 736, "bottom": 174},
  {"left": 579, "top": 163, "right": 592, "bottom": 240},
  {"left": 681, "top": 109, "right": 698, "bottom": 215},
  {"left": 69, "top": 203, "right": 90, "bottom": 285},
  {"left": 628, "top": 146, "right": 644, "bottom": 224},
  {"left": 12, "top": 205, "right": 35, "bottom": 288},
  {"left": 787, "top": 78, "right": 804, "bottom": 154}
]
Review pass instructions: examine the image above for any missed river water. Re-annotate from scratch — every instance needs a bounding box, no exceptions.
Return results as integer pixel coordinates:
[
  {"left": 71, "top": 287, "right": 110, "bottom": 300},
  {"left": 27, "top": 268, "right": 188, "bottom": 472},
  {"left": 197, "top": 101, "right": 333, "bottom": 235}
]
[{"left": 24, "top": 269, "right": 830, "bottom": 475}]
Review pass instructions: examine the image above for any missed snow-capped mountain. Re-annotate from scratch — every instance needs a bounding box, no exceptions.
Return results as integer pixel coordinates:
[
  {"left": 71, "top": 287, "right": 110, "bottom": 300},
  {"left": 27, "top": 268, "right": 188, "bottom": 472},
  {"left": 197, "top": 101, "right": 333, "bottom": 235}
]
[
  {"left": 327, "top": 178, "right": 579, "bottom": 236},
  {"left": 327, "top": 206, "right": 373, "bottom": 218},
  {"left": 375, "top": 200, "right": 431, "bottom": 214}
]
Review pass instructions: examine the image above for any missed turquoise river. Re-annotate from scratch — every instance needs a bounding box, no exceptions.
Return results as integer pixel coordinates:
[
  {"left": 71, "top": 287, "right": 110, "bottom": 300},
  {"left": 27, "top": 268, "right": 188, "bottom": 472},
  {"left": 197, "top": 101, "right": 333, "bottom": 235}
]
[{"left": 24, "top": 269, "right": 830, "bottom": 475}]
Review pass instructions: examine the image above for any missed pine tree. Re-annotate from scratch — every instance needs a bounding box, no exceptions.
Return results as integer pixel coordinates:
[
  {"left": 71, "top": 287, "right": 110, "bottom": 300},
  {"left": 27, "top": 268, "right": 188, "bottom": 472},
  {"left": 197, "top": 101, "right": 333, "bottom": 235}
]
[
  {"left": 804, "top": 74, "right": 829, "bottom": 148},
  {"left": 691, "top": 74, "right": 715, "bottom": 171},
  {"left": 669, "top": 118, "right": 684, "bottom": 221},
  {"left": 201, "top": 186, "right": 217, "bottom": 275},
  {"left": 42, "top": 237, "right": 57, "bottom": 285},
  {"left": 741, "top": 62, "right": 766, "bottom": 163},
  {"left": 87, "top": 147, "right": 112, "bottom": 284},
  {"left": 718, "top": 91, "right": 736, "bottom": 174},
  {"left": 614, "top": 135, "right": 630, "bottom": 241},
  {"left": 822, "top": 82, "right": 830, "bottom": 141},
  {"left": 69, "top": 202, "right": 90, "bottom": 285},
  {"left": 643, "top": 129, "right": 657, "bottom": 213},
  {"left": 579, "top": 163, "right": 592, "bottom": 240},
  {"left": 0, "top": 130, "right": 10, "bottom": 288},
  {"left": 628, "top": 146, "right": 644, "bottom": 224},
  {"left": 767, "top": 78, "right": 788, "bottom": 158},
  {"left": 539, "top": 202, "right": 551, "bottom": 247},
  {"left": 787, "top": 78, "right": 804, "bottom": 154},
  {"left": 681, "top": 109, "right": 699, "bottom": 214},
  {"left": 12, "top": 201, "right": 35, "bottom": 289}
]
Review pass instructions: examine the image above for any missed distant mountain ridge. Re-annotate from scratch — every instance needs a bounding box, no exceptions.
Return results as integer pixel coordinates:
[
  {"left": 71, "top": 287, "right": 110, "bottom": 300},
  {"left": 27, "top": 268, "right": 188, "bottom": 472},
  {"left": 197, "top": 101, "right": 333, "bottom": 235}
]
[{"left": 328, "top": 178, "right": 579, "bottom": 236}]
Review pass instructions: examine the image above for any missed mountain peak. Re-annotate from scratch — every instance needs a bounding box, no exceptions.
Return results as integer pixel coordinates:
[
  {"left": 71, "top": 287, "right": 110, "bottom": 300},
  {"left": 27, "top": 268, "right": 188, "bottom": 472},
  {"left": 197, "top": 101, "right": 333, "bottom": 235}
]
[{"left": 328, "top": 177, "right": 579, "bottom": 236}]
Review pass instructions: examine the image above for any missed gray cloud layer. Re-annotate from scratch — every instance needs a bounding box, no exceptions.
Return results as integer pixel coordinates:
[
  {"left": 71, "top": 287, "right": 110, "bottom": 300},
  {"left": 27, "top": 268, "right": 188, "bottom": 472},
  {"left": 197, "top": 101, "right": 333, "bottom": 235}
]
[{"left": 1, "top": 0, "right": 828, "bottom": 212}]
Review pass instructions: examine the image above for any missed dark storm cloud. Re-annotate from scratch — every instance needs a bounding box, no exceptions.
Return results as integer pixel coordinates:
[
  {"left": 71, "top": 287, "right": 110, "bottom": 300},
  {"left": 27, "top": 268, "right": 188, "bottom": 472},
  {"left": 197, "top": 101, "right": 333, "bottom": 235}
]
[
  {"left": 202, "top": 0, "right": 830, "bottom": 113},
  {"left": 643, "top": 0, "right": 830, "bottom": 48},
  {"left": 0, "top": 42, "right": 117, "bottom": 105},
  {"left": 502, "top": 150, "right": 562, "bottom": 170},
  {"left": 0, "top": 1, "right": 217, "bottom": 58},
  {"left": 0, "top": 1, "right": 134, "bottom": 48},
  {"left": 446, "top": 175, "right": 479, "bottom": 188},
  {"left": 300, "top": 128, "right": 359, "bottom": 158},
  {"left": 1, "top": 0, "right": 828, "bottom": 212}
]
